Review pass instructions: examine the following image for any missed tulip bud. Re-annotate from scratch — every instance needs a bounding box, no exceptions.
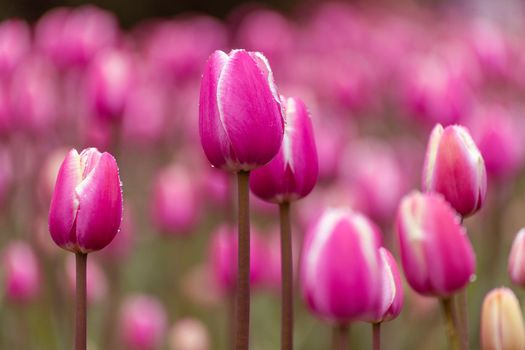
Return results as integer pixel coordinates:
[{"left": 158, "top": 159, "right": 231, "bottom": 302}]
[
  {"left": 208, "top": 224, "right": 267, "bottom": 293},
  {"left": 199, "top": 49, "right": 284, "bottom": 172},
  {"left": 35, "top": 6, "right": 118, "bottom": 69},
  {"left": 0, "top": 19, "right": 31, "bottom": 78},
  {"left": 375, "top": 247, "right": 404, "bottom": 322},
  {"left": 151, "top": 164, "right": 199, "bottom": 236},
  {"left": 119, "top": 294, "right": 168, "bottom": 350},
  {"left": 48, "top": 148, "right": 123, "bottom": 253},
  {"left": 509, "top": 228, "right": 525, "bottom": 288},
  {"left": 2, "top": 241, "right": 41, "bottom": 303},
  {"left": 65, "top": 255, "right": 108, "bottom": 303},
  {"left": 396, "top": 191, "right": 476, "bottom": 297},
  {"left": 422, "top": 123, "right": 486, "bottom": 217},
  {"left": 250, "top": 96, "right": 318, "bottom": 203},
  {"left": 169, "top": 318, "right": 210, "bottom": 350},
  {"left": 481, "top": 288, "right": 525, "bottom": 350},
  {"left": 300, "top": 207, "right": 383, "bottom": 323},
  {"left": 87, "top": 49, "right": 134, "bottom": 121}
]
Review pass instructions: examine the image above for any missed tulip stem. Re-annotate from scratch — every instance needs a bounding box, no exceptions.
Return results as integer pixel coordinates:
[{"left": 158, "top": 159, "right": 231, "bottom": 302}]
[
  {"left": 332, "top": 323, "right": 348, "bottom": 350},
  {"left": 372, "top": 323, "right": 381, "bottom": 350},
  {"left": 236, "top": 171, "right": 250, "bottom": 350},
  {"left": 441, "top": 297, "right": 460, "bottom": 350},
  {"left": 456, "top": 290, "right": 469, "bottom": 350},
  {"left": 75, "top": 253, "right": 87, "bottom": 350},
  {"left": 279, "top": 201, "right": 293, "bottom": 350}
]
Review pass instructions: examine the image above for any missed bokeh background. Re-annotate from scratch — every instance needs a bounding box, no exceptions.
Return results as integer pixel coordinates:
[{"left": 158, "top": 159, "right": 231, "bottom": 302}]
[{"left": 1, "top": 0, "right": 525, "bottom": 349}]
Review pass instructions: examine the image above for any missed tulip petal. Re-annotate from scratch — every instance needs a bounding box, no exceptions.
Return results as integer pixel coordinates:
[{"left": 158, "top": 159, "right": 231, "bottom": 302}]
[
  {"left": 48, "top": 149, "right": 82, "bottom": 250},
  {"left": 199, "top": 50, "right": 232, "bottom": 169},
  {"left": 75, "top": 152, "right": 122, "bottom": 252},
  {"left": 217, "top": 50, "right": 283, "bottom": 168}
]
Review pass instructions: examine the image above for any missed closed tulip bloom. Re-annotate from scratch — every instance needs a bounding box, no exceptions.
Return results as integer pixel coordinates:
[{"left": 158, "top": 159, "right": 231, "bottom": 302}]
[
  {"left": 375, "top": 247, "right": 404, "bottom": 322},
  {"left": 208, "top": 225, "right": 267, "bottom": 293},
  {"left": 422, "top": 123, "right": 487, "bottom": 217},
  {"left": 250, "top": 96, "right": 318, "bottom": 203},
  {"left": 119, "top": 295, "right": 168, "bottom": 350},
  {"left": 3, "top": 241, "right": 41, "bottom": 303},
  {"left": 300, "top": 207, "right": 383, "bottom": 323},
  {"left": 169, "top": 318, "right": 210, "bottom": 350},
  {"left": 49, "top": 148, "right": 123, "bottom": 253},
  {"left": 199, "top": 49, "right": 284, "bottom": 172},
  {"left": 396, "top": 191, "right": 476, "bottom": 297},
  {"left": 481, "top": 288, "right": 525, "bottom": 350},
  {"left": 151, "top": 164, "right": 199, "bottom": 235},
  {"left": 0, "top": 19, "right": 31, "bottom": 78},
  {"left": 509, "top": 228, "right": 525, "bottom": 288},
  {"left": 87, "top": 49, "right": 134, "bottom": 120}
]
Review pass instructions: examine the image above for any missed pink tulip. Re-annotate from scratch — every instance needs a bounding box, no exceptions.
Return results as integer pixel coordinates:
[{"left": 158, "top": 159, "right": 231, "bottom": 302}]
[
  {"left": 208, "top": 224, "right": 267, "bottom": 293},
  {"left": 119, "top": 294, "right": 168, "bottom": 350},
  {"left": 401, "top": 55, "right": 471, "bottom": 126},
  {"left": 250, "top": 96, "right": 318, "bottom": 203},
  {"left": 143, "top": 16, "right": 227, "bottom": 82},
  {"left": 300, "top": 207, "right": 383, "bottom": 323},
  {"left": 65, "top": 255, "right": 108, "bottom": 303},
  {"left": 467, "top": 104, "right": 524, "bottom": 180},
  {"left": 422, "top": 123, "right": 487, "bottom": 217},
  {"left": 86, "top": 48, "right": 134, "bottom": 121},
  {"left": 508, "top": 228, "right": 525, "bottom": 288},
  {"left": 35, "top": 6, "right": 119, "bottom": 69},
  {"left": 151, "top": 164, "right": 200, "bottom": 236},
  {"left": 0, "top": 19, "right": 31, "bottom": 78},
  {"left": 3, "top": 241, "right": 41, "bottom": 303},
  {"left": 10, "top": 55, "right": 59, "bottom": 134},
  {"left": 374, "top": 247, "right": 404, "bottom": 322},
  {"left": 199, "top": 49, "right": 284, "bottom": 172},
  {"left": 122, "top": 78, "right": 167, "bottom": 144},
  {"left": 169, "top": 318, "right": 210, "bottom": 350},
  {"left": 340, "top": 139, "right": 406, "bottom": 222},
  {"left": 396, "top": 191, "right": 476, "bottom": 297},
  {"left": 48, "top": 148, "right": 123, "bottom": 253},
  {"left": 481, "top": 288, "right": 525, "bottom": 350}
]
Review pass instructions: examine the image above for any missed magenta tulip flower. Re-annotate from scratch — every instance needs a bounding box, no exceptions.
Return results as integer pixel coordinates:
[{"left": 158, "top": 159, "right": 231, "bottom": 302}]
[
  {"left": 250, "top": 96, "right": 318, "bottom": 203},
  {"left": 86, "top": 48, "right": 134, "bottom": 121},
  {"left": 0, "top": 19, "right": 31, "bottom": 78},
  {"left": 375, "top": 247, "right": 404, "bottom": 323},
  {"left": 300, "top": 207, "right": 383, "bottom": 323},
  {"left": 119, "top": 295, "right": 168, "bottom": 350},
  {"left": 151, "top": 164, "right": 199, "bottom": 236},
  {"left": 49, "top": 148, "right": 122, "bottom": 253},
  {"left": 199, "top": 49, "right": 284, "bottom": 172},
  {"left": 208, "top": 224, "right": 267, "bottom": 294},
  {"left": 422, "top": 123, "right": 486, "bottom": 217},
  {"left": 509, "top": 228, "right": 525, "bottom": 288},
  {"left": 3, "top": 241, "right": 41, "bottom": 303},
  {"left": 396, "top": 191, "right": 476, "bottom": 297}
]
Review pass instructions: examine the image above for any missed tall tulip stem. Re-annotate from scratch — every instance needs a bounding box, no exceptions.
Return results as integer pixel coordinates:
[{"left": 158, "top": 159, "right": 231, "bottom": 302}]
[
  {"left": 332, "top": 323, "right": 349, "bottom": 350},
  {"left": 441, "top": 297, "right": 460, "bottom": 350},
  {"left": 279, "top": 201, "right": 293, "bottom": 350},
  {"left": 75, "top": 253, "right": 87, "bottom": 350},
  {"left": 236, "top": 171, "right": 250, "bottom": 350},
  {"left": 372, "top": 323, "right": 381, "bottom": 350}
]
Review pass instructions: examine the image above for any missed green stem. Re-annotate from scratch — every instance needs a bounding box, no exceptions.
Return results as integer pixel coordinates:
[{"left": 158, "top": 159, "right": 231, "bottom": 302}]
[
  {"left": 235, "top": 171, "right": 250, "bottom": 350},
  {"left": 75, "top": 253, "right": 87, "bottom": 350},
  {"left": 441, "top": 297, "right": 460, "bottom": 350},
  {"left": 372, "top": 323, "right": 381, "bottom": 350},
  {"left": 332, "top": 323, "right": 348, "bottom": 350},
  {"left": 279, "top": 202, "right": 293, "bottom": 350}
]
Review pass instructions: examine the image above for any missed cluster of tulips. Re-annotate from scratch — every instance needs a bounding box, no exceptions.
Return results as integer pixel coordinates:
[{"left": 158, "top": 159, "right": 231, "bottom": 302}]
[{"left": 1, "top": 1, "right": 525, "bottom": 350}]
